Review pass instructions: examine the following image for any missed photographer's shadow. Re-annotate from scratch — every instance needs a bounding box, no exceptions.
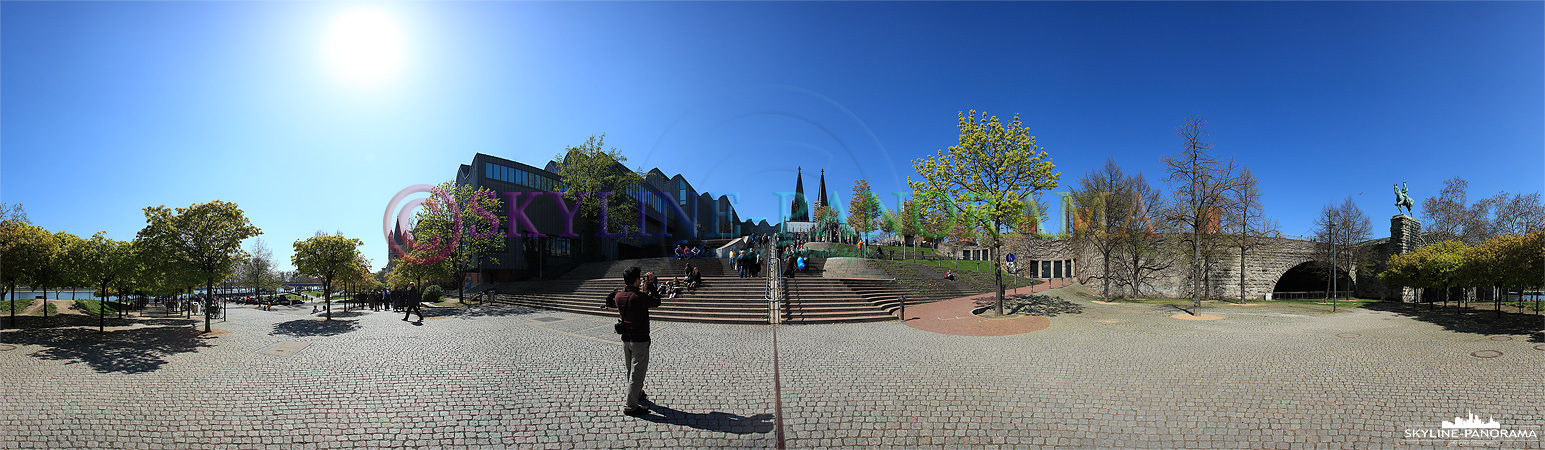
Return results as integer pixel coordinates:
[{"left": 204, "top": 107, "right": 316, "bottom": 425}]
[{"left": 636, "top": 401, "right": 774, "bottom": 435}]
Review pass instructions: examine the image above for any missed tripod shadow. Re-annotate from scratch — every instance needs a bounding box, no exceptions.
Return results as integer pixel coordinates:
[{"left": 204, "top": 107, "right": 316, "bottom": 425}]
[{"left": 636, "top": 401, "right": 774, "bottom": 434}]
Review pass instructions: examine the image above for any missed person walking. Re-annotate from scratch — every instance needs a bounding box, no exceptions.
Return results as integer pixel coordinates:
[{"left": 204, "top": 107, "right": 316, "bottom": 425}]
[
  {"left": 402, "top": 282, "right": 423, "bottom": 322},
  {"left": 615, "top": 267, "right": 660, "bottom": 416}
]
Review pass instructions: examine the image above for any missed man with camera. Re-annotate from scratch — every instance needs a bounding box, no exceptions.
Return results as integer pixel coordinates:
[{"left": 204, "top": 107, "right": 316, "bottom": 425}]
[{"left": 613, "top": 267, "right": 660, "bottom": 416}]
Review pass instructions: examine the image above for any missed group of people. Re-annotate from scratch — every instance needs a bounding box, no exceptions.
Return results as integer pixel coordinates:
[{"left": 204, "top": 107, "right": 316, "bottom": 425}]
[
  {"left": 731, "top": 248, "right": 764, "bottom": 278},
  {"left": 776, "top": 244, "right": 812, "bottom": 278},
  {"left": 673, "top": 244, "right": 705, "bottom": 259},
  {"left": 337, "top": 284, "right": 424, "bottom": 321}
]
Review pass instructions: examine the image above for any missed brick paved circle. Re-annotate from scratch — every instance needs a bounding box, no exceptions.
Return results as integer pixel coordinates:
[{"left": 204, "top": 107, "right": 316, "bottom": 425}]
[
  {"left": 1336, "top": 333, "right": 1361, "bottom": 338},
  {"left": 1489, "top": 335, "right": 1514, "bottom": 341},
  {"left": 1536, "top": 344, "right": 1545, "bottom": 351},
  {"left": 0, "top": 343, "right": 15, "bottom": 351},
  {"left": 1470, "top": 350, "right": 1504, "bottom": 358}
]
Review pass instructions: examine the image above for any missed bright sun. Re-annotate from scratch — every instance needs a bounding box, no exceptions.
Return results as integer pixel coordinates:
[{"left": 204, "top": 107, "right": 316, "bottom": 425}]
[{"left": 322, "top": 9, "right": 406, "bottom": 86}]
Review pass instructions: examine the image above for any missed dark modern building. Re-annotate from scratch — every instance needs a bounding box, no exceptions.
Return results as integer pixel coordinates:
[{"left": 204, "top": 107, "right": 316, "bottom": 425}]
[{"left": 446, "top": 153, "right": 771, "bottom": 282}]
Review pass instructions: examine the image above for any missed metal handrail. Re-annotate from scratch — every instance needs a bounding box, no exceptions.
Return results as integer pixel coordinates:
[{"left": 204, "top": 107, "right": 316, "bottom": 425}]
[{"left": 765, "top": 242, "right": 783, "bottom": 324}]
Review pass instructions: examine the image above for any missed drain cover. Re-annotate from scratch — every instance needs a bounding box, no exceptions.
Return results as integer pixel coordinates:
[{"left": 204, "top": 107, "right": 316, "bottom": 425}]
[
  {"left": 0, "top": 344, "right": 15, "bottom": 351},
  {"left": 1489, "top": 336, "right": 1513, "bottom": 341},
  {"left": 1336, "top": 333, "right": 1362, "bottom": 338},
  {"left": 532, "top": 317, "right": 564, "bottom": 323},
  {"left": 1470, "top": 350, "right": 1503, "bottom": 358}
]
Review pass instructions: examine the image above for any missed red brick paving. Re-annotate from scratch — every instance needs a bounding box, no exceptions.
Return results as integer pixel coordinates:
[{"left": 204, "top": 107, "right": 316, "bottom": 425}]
[{"left": 901, "top": 279, "right": 1070, "bottom": 336}]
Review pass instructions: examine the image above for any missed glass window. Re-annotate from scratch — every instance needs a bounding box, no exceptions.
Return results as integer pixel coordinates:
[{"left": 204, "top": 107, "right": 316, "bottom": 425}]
[
  {"left": 1054, "top": 261, "right": 1063, "bottom": 278},
  {"left": 486, "top": 164, "right": 494, "bottom": 180}
]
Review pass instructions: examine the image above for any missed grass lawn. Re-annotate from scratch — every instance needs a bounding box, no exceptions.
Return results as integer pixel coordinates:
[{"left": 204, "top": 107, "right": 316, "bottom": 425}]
[
  {"left": 0, "top": 298, "right": 34, "bottom": 315},
  {"left": 74, "top": 299, "right": 120, "bottom": 316},
  {"left": 30, "top": 302, "right": 58, "bottom": 316},
  {"left": 894, "top": 258, "right": 1011, "bottom": 274}
]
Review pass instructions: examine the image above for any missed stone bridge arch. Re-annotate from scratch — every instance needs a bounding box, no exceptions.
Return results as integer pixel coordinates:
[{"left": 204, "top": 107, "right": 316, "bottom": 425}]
[{"left": 1237, "top": 237, "right": 1355, "bottom": 300}]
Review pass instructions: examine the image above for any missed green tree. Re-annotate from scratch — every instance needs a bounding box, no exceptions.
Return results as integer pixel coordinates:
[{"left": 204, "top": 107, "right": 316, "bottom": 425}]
[
  {"left": 136, "top": 200, "right": 262, "bottom": 332},
  {"left": 55, "top": 231, "right": 91, "bottom": 302},
  {"left": 550, "top": 134, "right": 645, "bottom": 257},
  {"left": 407, "top": 181, "right": 504, "bottom": 302},
  {"left": 1, "top": 221, "right": 55, "bottom": 327},
  {"left": 910, "top": 110, "right": 1060, "bottom": 315},
  {"left": 813, "top": 204, "right": 840, "bottom": 243},
  {"left": 847, "top": 179, "right": 882, "bottom": 244},
  {"left": 1381, "top": 240, "right": 1468, "bottom": 309},
  {"left": 291, "top": 234, "right": 363, "bottom": 321},
  {"left": 24, "top": 231, "right": 75, "bottom": 319},
  {"left": 72, "top": 233, "right": 134, "bottom": 332}
]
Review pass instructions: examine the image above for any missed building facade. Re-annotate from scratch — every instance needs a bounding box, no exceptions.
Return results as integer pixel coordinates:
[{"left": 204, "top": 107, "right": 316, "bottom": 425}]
[{"left": 443, "top": 153, "right": 758, "bottom": 282}]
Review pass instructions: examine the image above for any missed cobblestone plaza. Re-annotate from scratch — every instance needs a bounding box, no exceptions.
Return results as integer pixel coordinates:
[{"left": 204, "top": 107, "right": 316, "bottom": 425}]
[{"left": 2, "top": 299, "right": 1541, "bottom": 449}]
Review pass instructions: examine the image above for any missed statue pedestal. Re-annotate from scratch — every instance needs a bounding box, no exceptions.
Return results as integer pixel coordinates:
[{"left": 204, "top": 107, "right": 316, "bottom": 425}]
[
  {"left": 1389, "top": 215, "right": 1422, "bottom": 303},
  {"left": 1390, "top": 215, "right": 1421, "bottom": 255}
]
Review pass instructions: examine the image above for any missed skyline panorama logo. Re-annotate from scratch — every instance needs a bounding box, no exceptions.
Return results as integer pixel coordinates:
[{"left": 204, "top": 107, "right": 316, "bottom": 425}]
[{"left": 1403, "top": 412, "right": 1540, "bottom": 443}]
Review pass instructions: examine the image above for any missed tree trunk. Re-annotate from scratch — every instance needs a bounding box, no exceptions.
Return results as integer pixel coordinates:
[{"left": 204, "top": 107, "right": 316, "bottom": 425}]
[
  {"left": 99, "top": 282, "right": 108, "bottom": 333},
  {"left": 204, "top": 278, "right": 213, "bottom": 333},
  {"left": 323, "top": 276, "right": 332, "bottom": 321},
  {"left": 993, "top": 243, "right": 1004, "bottom": 316},
  {"left": 1102, "top": 251, "right": 1111, "bottom": 301}
]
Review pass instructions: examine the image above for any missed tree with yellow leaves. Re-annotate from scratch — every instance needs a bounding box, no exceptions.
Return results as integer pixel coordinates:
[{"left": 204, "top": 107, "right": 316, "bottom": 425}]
[{"left": 910, "top": 110, "right": 1059, "bottom": 315}]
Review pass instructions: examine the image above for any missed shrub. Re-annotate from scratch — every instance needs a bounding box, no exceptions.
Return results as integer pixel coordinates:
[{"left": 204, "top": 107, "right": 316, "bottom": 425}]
[{"left": 423, "top": 285, "right": 443, "bottom": 302}]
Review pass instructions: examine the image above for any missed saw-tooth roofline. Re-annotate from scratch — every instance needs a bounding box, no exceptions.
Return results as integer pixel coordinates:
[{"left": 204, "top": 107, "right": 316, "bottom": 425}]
[{"left": 461, "top": 152, "right": 746, "bottom": 229}]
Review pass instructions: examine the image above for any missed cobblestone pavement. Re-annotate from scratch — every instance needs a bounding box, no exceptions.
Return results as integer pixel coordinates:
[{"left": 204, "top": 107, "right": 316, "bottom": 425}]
[{"left": 1, "top": 298, "right": 1541, "bottom": 449}]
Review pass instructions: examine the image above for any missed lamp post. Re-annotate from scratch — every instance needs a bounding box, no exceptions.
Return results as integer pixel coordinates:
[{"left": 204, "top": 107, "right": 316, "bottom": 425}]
[{"left": 1331, "top": 221, "right": 1337, "bottom": 312}]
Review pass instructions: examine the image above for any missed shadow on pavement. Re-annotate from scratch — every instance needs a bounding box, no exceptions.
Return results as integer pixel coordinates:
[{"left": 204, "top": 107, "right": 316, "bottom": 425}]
[
  {"left": 637, "top": 402, "right": 774, "bottom": 434},
  {"left": 0, "top": 325, "right": 213, "bottom": 374},
  {"left": 1364, "top": 302, "right": 1545, "bottom": 339},
  {"left": 424, "top": 304, "right": 545, "bottom": 319},
  {"left": 271, "top": 319, "right": 360, "bottom": 337},
  {"left": 976, "top": 294, "right": 1085, "bottom": 317}
]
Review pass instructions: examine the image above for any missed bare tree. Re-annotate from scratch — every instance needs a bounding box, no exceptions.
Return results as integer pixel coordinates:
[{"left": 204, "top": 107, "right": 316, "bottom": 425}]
[
  {"left": 1488, "top": 191, "right": 1545, "bottom": 235},
  {"left": 1161, "top": 116, "right": 1245, "bottom": 315},
  {"left": 1069, "top": 158, "right": 1143, "bottom": 301},
  {"left": 1226, "top": 168, "right": 1281, "bottom": 302},
  {"left": 236, "top": 238, "right": 277, "bottom": 298},
  {"left": 1116, "top": 174, "right": 1176, "bottom": 299},
  {"left": 1420, "top": 177, "right": 1496, "bottom": 245},
  {"left": 1311, "top": 197, "right": 1372, "bottom": 304},
  {"left": 1335, "top": 196, "right": 1373, "bottom": 296}
]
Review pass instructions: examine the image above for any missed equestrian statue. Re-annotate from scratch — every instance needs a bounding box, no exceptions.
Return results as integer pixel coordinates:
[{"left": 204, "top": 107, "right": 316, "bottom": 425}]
[{"left": 1393, "top": 182, "right": 1414, "bottom": 216}]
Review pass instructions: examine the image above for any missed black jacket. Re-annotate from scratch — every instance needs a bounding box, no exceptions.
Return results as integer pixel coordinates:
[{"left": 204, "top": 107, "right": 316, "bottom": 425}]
[{"left": 614, "top": 286, "right": 661, "bottom": 342}]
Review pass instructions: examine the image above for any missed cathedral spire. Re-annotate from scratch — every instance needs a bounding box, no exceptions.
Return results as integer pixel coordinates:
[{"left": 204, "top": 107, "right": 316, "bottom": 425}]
[
  {"left": 791, "top": 167, "right": 810, "bottom": 222},
  {"left": 816, "top": 169, "right": 829, "bottom": 211}
]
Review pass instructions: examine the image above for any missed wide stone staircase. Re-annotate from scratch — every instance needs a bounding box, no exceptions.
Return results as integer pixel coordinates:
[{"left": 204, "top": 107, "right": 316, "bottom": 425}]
[
  {"left": 781, "top": 277, "right": 894, "bottom": 323},
  {"left": 557, "top": 257, "right": 731, "bottom": 280},
  {"left": 491, "top": 274, "right": 773, "bottom": 324},
  {"left": 490, "top": 255, "right": 1002, "bottom": 324}
]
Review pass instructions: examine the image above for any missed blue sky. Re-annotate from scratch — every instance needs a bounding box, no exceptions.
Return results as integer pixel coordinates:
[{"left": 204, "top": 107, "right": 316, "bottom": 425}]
[{"left": 3, "top": 1, "right": 1541, "bottom": 272}]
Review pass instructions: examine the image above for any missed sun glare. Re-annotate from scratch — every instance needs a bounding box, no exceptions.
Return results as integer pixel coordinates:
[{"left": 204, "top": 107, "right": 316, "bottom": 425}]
[{"left": 321, "top": 9, "right": 407, "bottom": 87}]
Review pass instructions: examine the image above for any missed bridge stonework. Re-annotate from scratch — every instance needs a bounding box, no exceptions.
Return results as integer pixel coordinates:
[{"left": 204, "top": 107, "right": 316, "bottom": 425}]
[{"left": 1011, "top": 235, "right": 1335, "bottom": 300}]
